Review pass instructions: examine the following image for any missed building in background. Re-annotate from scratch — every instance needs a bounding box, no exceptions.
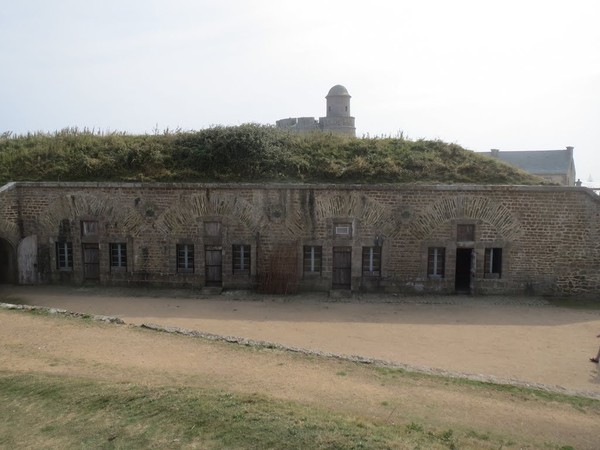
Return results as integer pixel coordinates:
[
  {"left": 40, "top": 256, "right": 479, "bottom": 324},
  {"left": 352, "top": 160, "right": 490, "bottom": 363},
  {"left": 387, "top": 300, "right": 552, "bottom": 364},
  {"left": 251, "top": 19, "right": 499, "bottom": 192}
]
[
  {"left": 276, "top": 85, "right": 356, "bottom": 137},
  {"left": 482, "top": 147, "right": 576, "bottom": 186}
]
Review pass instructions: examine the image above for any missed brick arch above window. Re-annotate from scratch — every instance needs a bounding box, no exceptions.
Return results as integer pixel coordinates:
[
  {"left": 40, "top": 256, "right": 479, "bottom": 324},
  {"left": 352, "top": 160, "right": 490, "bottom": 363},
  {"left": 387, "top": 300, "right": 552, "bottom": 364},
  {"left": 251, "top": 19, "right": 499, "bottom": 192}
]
[
  {"left": 38, "top": 192, "right": 146, "bottom": 237},
  {"left": 0, "top": 219, "right": 20, "bottom": 248},
  {"left": 312, "top": 192, "right": 396, "bottom": 236},
  {"left": 154, "top": 192, "right": 267, "bottom": 237},
  {"left": 408, "top": 195, "right": 523, "bottom": 241}
]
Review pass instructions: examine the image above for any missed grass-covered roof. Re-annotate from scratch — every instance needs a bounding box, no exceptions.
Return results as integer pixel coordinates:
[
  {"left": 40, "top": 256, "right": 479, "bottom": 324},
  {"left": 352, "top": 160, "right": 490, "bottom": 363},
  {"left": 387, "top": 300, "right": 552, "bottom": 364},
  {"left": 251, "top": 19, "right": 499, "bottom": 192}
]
[{"left": 0, "top": 125, "right": 545, "bottom": 184}]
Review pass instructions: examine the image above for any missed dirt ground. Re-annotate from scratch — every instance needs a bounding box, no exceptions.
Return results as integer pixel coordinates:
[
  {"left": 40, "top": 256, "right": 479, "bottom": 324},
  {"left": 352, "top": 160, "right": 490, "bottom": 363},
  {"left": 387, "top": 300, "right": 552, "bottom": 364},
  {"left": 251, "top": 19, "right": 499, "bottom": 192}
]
[
  {"left": 2, "top": 285, "right": 600, "bottom": 396},
  {"left": 2, "top": 286, "right": 600, "bottom": 448}
]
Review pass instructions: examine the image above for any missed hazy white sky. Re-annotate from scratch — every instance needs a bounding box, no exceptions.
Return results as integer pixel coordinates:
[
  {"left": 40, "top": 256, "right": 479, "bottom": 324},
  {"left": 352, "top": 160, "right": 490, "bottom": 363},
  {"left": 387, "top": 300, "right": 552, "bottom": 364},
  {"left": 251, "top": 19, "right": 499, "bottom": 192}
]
[{"left": 1, "top": 0, "right": 599, "bottom": 180}]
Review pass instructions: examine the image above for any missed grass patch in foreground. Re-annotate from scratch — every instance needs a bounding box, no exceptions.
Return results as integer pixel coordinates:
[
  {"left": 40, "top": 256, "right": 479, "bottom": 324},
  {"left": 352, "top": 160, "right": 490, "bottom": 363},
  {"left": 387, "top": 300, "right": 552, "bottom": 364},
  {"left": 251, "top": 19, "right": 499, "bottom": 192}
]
[
  {"left": 0, "top": 372, "right": 544, "bottom": 450},
  {"left": 373, "top": 366, "right": 600, "bottom": 411},
  {"left": 546, "top": 296, "right": 600, "bottom": 310},
  {"left": 0, "top": 296, "right": 26, "bottom": 305}
]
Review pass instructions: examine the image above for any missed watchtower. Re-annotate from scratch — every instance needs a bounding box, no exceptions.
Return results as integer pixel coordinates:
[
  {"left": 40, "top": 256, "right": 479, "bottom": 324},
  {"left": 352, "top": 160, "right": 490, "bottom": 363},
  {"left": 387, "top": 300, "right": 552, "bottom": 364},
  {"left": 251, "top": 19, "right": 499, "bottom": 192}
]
[{"left": 319, "top": 85, "right": 356, "bottom": 136}]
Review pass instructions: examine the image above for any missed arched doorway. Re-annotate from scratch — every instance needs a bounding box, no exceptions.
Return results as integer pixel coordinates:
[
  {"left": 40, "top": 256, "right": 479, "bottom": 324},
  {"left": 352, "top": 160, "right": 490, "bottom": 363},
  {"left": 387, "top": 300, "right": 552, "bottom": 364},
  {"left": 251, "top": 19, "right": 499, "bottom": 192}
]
[{"left": 0, "top": 238, "right": 17, "bottom": 284}]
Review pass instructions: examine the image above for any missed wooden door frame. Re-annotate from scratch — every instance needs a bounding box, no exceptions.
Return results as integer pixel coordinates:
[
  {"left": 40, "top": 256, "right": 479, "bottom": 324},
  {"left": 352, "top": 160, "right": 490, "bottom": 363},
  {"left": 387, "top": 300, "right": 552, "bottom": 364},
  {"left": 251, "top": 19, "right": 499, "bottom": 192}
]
[
  {"left": 332, "top": 246, "right": 352, "bottom": 289},
  {"left": 82, "top": 243, "right": 100, "bottom": 280},
  {"left": 205, "top": 245, "right": 223, "bottom": 287}
]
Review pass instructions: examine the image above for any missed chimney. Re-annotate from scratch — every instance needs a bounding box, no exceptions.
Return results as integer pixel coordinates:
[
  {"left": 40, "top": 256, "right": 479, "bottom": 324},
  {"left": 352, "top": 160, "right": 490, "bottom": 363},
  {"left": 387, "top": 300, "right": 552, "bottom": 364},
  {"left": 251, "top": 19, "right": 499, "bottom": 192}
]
[
  {"left": 491, "top": 149, "right": 499, "bottom": 157},
  {"left": 566, "top": 146, "right": 574, "bottom": 156}
]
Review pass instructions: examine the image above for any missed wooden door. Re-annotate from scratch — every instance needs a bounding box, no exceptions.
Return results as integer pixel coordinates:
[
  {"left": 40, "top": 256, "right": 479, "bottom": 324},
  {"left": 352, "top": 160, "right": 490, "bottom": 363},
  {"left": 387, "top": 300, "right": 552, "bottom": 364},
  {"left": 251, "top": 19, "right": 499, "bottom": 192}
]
[
  {"left": 205, "top": 246, "right": 222, "bottom": 286},
  {"left": 83, "top": 244, "right": 100, "bottom": 280},
  {"left": 18, "top": 235, "right": 38, "bottom": 284},
  {"left": 332, "top": 247, "right": 352, "bottom": 289}
]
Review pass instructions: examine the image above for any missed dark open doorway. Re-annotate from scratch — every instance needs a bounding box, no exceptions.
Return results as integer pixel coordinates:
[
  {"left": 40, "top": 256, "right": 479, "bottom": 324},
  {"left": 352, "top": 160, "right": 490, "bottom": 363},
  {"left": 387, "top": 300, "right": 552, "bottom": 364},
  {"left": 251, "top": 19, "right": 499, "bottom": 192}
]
[
  {"left": 455, "top": 248, "right": 472, "bottom": 293},
  {"left": 0, "top": 238, "right": 17, "bottom": 284}
]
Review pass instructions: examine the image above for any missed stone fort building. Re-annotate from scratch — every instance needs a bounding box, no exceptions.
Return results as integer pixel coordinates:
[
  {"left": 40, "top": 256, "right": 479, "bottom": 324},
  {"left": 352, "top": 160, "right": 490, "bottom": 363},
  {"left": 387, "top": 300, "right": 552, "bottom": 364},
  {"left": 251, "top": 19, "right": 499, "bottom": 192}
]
[
  {"left": 276, "top": 85, "right": 356, "bottom": 137},
  {"left": 1, "top": 181, "right": 599, "bottom": 297}
]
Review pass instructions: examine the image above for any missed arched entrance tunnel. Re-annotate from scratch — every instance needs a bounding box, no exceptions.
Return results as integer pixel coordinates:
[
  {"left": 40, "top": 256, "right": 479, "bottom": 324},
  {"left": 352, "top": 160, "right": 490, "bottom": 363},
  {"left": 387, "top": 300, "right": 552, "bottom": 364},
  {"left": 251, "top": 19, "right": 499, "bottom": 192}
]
[{"left": 0, "top": 238, "right": 17, "bottom": 284}]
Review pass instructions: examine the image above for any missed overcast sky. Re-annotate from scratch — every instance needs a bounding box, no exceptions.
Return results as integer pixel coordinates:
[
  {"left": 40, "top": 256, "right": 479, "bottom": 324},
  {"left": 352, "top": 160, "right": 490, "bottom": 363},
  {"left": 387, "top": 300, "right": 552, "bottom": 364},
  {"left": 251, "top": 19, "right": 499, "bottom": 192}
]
[{"left": 1, "top": 0, "right": 599, "bottom": 180}]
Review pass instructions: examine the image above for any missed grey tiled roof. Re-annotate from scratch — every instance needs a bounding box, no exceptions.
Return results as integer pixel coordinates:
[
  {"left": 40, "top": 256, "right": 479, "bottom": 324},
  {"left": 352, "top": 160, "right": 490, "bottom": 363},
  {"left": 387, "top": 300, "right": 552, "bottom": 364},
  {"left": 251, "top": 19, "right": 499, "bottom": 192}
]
[{"left": 481, "top": 149, "right": 573, "bottom": 174}]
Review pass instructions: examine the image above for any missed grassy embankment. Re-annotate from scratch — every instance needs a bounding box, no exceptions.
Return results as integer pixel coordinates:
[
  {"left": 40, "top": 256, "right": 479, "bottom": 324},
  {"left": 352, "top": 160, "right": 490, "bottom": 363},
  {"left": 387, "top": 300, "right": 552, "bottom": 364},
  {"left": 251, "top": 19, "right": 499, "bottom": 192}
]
[
  {"left": 0, "top": 372, "right": 476, "bottom": 450},
  {"left": 2, "top": 369, "right": 591, "bottom": 450},
  {"left": 0, "top": 126, "right": 544, "bottom": 184}
]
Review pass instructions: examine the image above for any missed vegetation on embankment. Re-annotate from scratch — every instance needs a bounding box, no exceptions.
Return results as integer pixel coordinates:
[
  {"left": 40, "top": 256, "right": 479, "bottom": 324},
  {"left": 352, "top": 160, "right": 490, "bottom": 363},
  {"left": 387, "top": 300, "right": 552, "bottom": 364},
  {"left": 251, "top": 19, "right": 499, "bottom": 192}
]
[
  {"left": 0, "top": 371, "right": 585, "bottom": 450},
  {"left": 0, "top": 125, "right": 544, "bottom": 184}
]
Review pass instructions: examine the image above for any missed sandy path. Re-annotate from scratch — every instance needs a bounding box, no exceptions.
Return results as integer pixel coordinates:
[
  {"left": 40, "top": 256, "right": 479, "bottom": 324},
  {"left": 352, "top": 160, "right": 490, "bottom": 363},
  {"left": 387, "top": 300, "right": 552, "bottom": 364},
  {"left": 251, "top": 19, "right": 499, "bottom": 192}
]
[
  {"left": 2, "top": 308, "right": 600, "bottom": 449},
  {"left": 2, "top": 285, "right": 600, "bottom": 396}
]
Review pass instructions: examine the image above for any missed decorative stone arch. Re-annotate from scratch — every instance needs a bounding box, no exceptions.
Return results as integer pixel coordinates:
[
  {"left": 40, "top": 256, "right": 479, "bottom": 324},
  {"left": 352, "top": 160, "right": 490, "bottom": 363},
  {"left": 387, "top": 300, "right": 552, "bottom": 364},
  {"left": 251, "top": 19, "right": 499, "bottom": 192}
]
[
  {"left": 408, "top": 195, "right": 523, "bottom": 240},
  {"left": 0, "top": 218, "right": 20, "bottom": 248},
  {"left": 312, "top": 192, "right": 397, "bottom": 236},
  {"left": 38, "top": 192, "right": 146, "bottom": 237},
  {"left": 154, "top": 191, "right": 268, "bottom": 237}
]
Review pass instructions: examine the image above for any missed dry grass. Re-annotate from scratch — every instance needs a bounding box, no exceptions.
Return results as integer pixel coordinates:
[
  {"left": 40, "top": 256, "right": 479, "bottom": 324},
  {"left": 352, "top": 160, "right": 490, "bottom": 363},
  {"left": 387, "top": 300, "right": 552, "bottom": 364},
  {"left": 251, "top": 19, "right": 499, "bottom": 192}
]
[{"left": 0, "top": 125, "right": 545, "bottom": 184}]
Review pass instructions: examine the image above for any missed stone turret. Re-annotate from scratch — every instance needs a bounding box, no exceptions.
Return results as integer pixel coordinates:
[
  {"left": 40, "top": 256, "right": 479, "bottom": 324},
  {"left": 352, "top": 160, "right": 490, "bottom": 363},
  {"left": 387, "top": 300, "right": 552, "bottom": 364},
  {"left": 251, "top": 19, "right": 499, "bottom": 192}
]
[
  {"left": 326, "top": 85, "right": 351, "bottom": 117},
  {"left": 319, "top": 85, "right": 356, "bottom": 136}
]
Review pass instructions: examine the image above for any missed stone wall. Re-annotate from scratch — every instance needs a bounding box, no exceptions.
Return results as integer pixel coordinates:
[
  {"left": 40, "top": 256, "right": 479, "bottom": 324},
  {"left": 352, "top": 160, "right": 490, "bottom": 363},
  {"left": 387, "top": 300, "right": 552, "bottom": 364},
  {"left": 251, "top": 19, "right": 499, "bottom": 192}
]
[
  {"left": 275, "top": 116, "right": 356, "bottom": 136},
  {"left": 318, "top": 115, "right": 356, "bottom": 136},
  {"left": 274, "top": 117, "right": 319, "bottom": 133},
  {"left": 0, "top": 183, "right": 19, "bottom": 283},
  {"left": 1, "top": 182, "right": 599, "bottom": 296}
]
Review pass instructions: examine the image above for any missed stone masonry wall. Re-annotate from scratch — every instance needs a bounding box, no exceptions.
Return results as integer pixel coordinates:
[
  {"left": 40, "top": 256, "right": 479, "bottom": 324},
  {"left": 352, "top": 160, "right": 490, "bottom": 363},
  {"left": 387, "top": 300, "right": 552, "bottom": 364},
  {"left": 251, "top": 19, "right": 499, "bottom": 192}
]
[
  {"left": 0, "top": 183, "right": 20, "bottom": 283},
  {"left": 1, "top": 182, "right": 599, "bottom": 296},
  {"left": 0, "top": 183, "right": 20, "bottom": 247}
]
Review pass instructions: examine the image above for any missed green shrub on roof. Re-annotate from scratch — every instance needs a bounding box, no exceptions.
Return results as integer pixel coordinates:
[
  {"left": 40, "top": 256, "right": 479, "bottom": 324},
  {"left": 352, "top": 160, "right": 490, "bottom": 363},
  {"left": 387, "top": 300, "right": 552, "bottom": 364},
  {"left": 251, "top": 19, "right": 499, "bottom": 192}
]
[{"left": 0, "top": 125, "right": 544, "bottom": 184}]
